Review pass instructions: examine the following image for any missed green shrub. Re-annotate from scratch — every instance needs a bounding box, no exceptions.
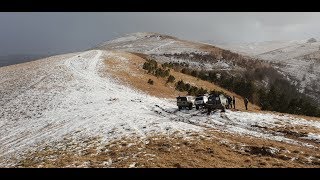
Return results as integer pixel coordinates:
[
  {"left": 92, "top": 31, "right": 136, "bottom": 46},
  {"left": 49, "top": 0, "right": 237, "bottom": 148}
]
[
  {"left": 147, "top": 79, "right": 154, "bottom": 85},
  {"left": 167, "top": 75, "right": 175, "bottom": 83}
]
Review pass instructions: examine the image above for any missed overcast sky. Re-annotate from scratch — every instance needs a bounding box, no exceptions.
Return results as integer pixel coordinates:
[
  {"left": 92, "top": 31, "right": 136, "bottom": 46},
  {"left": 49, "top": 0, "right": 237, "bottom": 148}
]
[{"left": 1, "top": 12, "right": 320, "bottom": 56}]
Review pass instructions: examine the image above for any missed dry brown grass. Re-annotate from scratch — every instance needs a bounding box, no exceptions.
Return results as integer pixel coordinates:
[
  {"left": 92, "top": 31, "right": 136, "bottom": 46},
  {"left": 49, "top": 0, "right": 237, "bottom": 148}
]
[
  {"left": 102, "top": 51, "right": 187, "bottom": 99},
  {"left": 17, "top": 130, "right": 320, "bottom": 168},
  {"left": 102, "top": 51, "right": 260, "bottom": 112}
]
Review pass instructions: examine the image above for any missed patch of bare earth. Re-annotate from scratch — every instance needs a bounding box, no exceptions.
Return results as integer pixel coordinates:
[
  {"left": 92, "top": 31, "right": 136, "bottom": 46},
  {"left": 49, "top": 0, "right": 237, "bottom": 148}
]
[
  {"left": 17, "top": 129, "right": 320, "bottom": 168},
  {"left": 101, "top": 51, "right": 259, "bottom": 112}
]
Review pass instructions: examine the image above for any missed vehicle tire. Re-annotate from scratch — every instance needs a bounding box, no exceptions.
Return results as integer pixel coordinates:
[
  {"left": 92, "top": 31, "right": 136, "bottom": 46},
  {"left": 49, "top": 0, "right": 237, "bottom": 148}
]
[
  {"left": 178, "top": 106, "right": 182, "bottom": 110},
  {"left": 207, "top": 107, "right": 212, "bottom": 115},
  {"left": 221, "top": 106, "right": 226, "bottom": 112},
  {"left": 196, "top": 106, "right": 199, "bottom": 110}
]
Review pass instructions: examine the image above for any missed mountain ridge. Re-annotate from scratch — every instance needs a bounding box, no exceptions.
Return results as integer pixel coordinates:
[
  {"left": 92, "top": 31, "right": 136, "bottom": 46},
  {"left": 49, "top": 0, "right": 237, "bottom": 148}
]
[
  {"left": 1, "top": 32, "right": 320, "bottom": 167},
  {"left": 217, "top": 38, "right": 320, "bottom": 105}
]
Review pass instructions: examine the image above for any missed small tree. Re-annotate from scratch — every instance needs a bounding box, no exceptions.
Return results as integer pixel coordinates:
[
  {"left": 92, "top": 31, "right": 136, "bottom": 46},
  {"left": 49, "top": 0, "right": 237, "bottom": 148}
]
[
  {"left": 175, "top": 80, "right": 185, "bottom": 91},
  {"left": 188, "top": 86, "right": 198, "bottom": 96},
  {"left": 184, "top": 83, "right": 191, "bottom": 91},
  {"left": 164, "top": 69, "right": 170, "bottom": 77},
  {"left": 197, "top": 87, "right": 208, "bottom": 95},
  {"left": 166, "top": 75, "right": 175, "bottom": 83},
  {"left": 191, "top": 70, "right": 198, "bottom": 77},
  {"left": 148, "top": 79, "right": 154, "bottom": 85}
]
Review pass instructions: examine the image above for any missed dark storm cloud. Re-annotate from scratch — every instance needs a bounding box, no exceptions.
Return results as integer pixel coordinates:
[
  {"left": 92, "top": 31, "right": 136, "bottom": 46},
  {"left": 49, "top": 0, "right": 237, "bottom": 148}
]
[{"left": 1, "top": 12, "right": 320, "bottom": 56}]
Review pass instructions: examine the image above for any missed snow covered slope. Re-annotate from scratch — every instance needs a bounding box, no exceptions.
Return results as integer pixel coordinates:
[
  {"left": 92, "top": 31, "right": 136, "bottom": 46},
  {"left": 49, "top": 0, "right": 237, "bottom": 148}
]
[
  {"left": 216, "top": 40, "right": 305, "bottom": 56},
  {"left": 0, "top": 50, "right": 201, "bottom": 166},
  {"left": 96, "top": 32, "right": 255, "bottom": 72},
  {"left": 97, "top": 32, "right": 194, "bottom": 54},
  {"left": 216, "top": 39, "right": 320, "bottom": 104},
  {"left": 1, "top": 48, "right": 320, "bottom": 167}
]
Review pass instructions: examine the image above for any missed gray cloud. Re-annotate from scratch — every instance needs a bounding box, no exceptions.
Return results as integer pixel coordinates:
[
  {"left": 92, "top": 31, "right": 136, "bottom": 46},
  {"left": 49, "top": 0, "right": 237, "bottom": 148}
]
[{"left": 1, "top": 12, "right": 320, "bottom": 56}]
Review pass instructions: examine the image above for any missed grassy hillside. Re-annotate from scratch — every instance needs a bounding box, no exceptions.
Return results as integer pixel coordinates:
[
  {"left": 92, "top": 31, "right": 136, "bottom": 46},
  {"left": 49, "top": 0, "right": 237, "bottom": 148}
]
[{"left": 101, "top": 50, "right": 260, "bottom": 112}]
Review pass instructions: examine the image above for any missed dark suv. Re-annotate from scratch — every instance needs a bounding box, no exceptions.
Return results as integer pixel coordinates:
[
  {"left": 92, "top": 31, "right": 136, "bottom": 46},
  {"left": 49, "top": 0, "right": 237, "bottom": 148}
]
[
  {"left": 176, "top": 96, "right": 194, "bottom": 110},
  {"left": 206, "top": 94, "right": 225, "bottom": 114}
]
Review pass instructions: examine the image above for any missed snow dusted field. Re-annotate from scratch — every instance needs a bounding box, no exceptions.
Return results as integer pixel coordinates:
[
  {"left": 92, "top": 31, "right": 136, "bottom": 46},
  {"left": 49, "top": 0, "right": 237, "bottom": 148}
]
[
  {"left": 216, "top": 40, "right": 305, "bottom": 56},
  {"left": 97, "top": 32, "right": 200, "bottom": 54},
  {"left": 157, "top": 108, "right": 320, "bottom": 147},
  {"left": 0, "top": 50, "right": 201, "bottom": 166},
  {"left": 1, "top": 49, "right": 320, "bottom": 167}
]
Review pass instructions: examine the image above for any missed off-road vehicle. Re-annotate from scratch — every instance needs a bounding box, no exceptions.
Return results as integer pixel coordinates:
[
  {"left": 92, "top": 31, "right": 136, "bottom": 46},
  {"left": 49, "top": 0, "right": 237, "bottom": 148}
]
[
  {"left": 176, "top": 96, "right": 195, "bottom": 110},
  {"left": 206, "top": 94, "right": 226, "bottom": 114},
  {"left": 194, "top": 95, "right": 208, "bottom": 110}
]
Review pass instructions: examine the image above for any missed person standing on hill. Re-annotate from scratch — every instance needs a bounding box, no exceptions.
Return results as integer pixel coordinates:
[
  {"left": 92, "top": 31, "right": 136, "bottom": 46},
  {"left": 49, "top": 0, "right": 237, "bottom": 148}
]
[
  {"left": 227, "top": 96, "right": 232, "bottom": 109},
  {"left": 244, "top": 97, "right": 249, "bottom": 110},
  {"left": 233, "top": 96, "right": 236, "bottom": 109}
]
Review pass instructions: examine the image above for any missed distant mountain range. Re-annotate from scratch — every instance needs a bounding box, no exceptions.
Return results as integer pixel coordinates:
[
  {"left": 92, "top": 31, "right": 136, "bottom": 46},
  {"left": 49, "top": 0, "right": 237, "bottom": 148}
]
[{"left": 214, "top": 38, "right": 320, "bottom": 105}]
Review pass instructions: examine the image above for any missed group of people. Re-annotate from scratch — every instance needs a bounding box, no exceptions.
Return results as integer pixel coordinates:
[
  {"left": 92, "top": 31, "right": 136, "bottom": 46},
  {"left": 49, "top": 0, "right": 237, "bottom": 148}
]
[
  {"left": 226, "top": 96, "right": 236, "bottom": 109},
  {"left": 226, "top": 96, "right": 249, "bottom": 110}
]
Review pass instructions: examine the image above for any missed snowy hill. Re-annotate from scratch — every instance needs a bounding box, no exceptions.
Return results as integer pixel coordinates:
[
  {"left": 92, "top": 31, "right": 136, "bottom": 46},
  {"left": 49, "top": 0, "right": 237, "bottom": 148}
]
[
  {"left": 1, "top": 33, "right": 320, "bottom": 167},
  {"left": 216, "top": 38, "right": 320, "bottom": 105},
  {"left": 215, "top": 40, "right": 305, "bottom": 56},
  {"left": 96, "top": 32, "right": 264, "bottom": 73},
  {"left": 0, "top": 50, "right": 203, "bottom": 166}
]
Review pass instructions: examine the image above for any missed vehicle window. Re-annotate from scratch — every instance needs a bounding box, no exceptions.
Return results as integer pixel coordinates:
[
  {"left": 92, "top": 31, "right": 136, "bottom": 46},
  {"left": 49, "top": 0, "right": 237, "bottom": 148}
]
[
  {"left": 177, "top": 97, "right": 187, "bottom": 101},
  {"left": 209, "top": 96, "right": 215, "bottom": 100},
  {"left": 195, "top": 97, "right": 203, "bottom": 100}
]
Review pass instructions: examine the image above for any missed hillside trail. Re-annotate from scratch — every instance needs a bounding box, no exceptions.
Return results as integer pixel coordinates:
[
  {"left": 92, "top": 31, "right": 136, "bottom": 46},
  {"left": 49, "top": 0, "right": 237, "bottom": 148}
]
[
  {"left": 0, "top": 50, "right": 202, "bottom": 166},
  {"left": 1, "top": 49, "right": 320, "bottom": 167}
]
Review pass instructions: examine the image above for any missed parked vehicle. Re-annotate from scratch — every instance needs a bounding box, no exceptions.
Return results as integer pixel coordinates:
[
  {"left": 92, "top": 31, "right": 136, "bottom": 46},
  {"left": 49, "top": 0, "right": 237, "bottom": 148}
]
[
  {"left": 219, "top": 94, "right": 228, "bottom": 108},
  {"left": 194, "top": 95, "right": 208, "bottom": 110},
  {"left": 206, "top": 94, "right": 226, "bottom": 114},
  {"left": 176, "top": 96, "right": 195, "bottom": 110}
]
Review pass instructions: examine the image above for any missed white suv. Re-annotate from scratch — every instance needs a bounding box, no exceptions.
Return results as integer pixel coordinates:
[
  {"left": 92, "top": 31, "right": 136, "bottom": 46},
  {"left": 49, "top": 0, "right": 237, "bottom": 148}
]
[{"left": 194, "top": 95, "right": 208, "bottom": 110}]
